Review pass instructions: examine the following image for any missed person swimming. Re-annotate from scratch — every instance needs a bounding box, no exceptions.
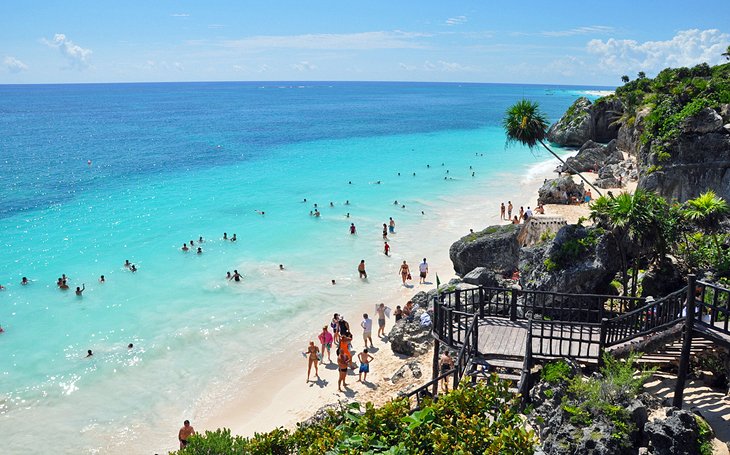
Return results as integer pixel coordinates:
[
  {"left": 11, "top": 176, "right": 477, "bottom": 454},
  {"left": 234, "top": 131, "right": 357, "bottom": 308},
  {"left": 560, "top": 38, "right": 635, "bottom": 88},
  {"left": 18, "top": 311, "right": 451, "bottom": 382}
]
[
  {"left": 231, "top": 234, "right": 237, "bottom": 242},
  {"left": 75, "top": 285, "right": 85, "bottom": 296},
  {"left": 99, "top": 275, "right": 105, "bottom": 283},
  {"left": 230, "top": 270, "right": 242, "bottom": 282},
  {"left": 197, "top": 247, "right": 202, "bottom": 254},
  {"left": 223, "top": 232, "right": 228, "bottom": 240},
  {"left": 130, "top": 264, "right": 137, "bottom": 272},
  {"left": 21, "top": 277, "right": 28, "bottom": 285},
  {"left": 182, "top": 243, "right": 189, "bottom": 251},
  {"left": 198, "top": 236, "right": 204, "bottom": 243}
]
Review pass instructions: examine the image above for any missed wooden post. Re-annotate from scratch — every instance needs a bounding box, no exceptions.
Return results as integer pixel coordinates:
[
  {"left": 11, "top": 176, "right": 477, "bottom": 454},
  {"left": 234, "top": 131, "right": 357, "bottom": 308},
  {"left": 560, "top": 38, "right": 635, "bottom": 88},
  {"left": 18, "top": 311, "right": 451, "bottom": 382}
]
[
  {"left": 510, "top": 288, "right": 518, "bottom": 321},
  {"left": 673, "top": 274, "right": 696, "bottom": 409},
  {"left": 479, "top": 287, "right": 485, "bottom": 318},
  {"left": 447, "top": 308, "right": 454, "bottom": 345},
  {"left": 598, "top": 318, "right": 608, "bottom": 367},
  {"left": 455, "top": 290, "right": 462, "bottom": 312},
  {"left": 432, "top": 338, "right": 440, "bottom": 397}
]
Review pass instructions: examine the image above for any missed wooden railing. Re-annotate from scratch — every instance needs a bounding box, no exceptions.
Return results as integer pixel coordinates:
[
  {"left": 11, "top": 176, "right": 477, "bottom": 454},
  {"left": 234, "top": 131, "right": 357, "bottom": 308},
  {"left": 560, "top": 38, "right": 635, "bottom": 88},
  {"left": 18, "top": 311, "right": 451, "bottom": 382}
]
[
  {"left": 696, "top": 280, "right": 730, "bottom": 335},
  {"left": 436, "top": 286, "right": 642, "bottom": 325},
  {"left": 453, "top": 314, "right": 479, "bottom": 390},
  {"left": 402, "top": 369, "right": 454, "bottom": 411},
  {"left": 603, "top": 287, "right": 687, "bottom": 347}
]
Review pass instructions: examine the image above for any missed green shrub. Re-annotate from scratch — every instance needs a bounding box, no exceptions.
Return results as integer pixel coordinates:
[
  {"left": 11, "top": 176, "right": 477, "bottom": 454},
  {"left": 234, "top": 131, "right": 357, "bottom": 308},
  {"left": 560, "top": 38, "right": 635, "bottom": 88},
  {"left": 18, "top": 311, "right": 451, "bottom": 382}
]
[
  {"left": 696, "top": 415, "right": 714, "bottom": 455},
  {"left": 541, "top": 360, "right": 572, "bottom": 384},
  {"left": 176, "top": 375, "right": 537, "bottom": 454}
]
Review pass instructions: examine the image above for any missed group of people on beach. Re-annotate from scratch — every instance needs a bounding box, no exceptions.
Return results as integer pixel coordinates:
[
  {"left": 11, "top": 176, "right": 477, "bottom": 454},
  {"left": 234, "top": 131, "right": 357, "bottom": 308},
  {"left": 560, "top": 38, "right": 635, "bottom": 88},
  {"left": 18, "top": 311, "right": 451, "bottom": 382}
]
[{"left": 499, "top": 201, "right": 545, "bottom": 224}]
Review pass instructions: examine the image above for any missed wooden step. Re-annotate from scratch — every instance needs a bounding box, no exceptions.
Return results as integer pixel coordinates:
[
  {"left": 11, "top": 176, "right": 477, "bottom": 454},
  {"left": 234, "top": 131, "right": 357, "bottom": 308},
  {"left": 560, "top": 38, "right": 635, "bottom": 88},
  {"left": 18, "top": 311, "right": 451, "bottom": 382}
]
[
  {"left": 496, "top": 373, "right": 521, "bottom": 382},
  {"left": 482, "top": 358, "right": 525, "bottom": 370}
]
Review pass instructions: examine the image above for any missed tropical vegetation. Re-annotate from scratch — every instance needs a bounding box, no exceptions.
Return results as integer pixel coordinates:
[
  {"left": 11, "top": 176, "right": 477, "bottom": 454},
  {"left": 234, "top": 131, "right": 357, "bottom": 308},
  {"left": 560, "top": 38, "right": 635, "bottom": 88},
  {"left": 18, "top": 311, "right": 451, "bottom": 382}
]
[{"left": 175, "top": 373, "right": 537, "bottom": 454}]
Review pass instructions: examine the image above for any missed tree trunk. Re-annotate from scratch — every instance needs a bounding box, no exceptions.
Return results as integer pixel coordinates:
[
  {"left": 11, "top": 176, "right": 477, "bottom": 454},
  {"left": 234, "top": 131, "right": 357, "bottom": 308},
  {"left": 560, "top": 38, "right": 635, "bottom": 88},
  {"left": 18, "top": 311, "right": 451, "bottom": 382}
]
[
  {"left": 538, "top": 139, "right": 604, "bottom": 197},
  {"left": 630, "top": 261, "right": 639, "bottom": 297}
]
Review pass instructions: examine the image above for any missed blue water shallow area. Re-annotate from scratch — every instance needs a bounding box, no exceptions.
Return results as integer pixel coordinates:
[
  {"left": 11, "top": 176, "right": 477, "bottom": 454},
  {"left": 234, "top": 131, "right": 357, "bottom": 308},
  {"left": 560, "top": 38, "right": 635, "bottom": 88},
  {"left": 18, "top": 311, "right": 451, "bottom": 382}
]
[{"left": 0, "top": 81, "right": 610, "bottom": 453}]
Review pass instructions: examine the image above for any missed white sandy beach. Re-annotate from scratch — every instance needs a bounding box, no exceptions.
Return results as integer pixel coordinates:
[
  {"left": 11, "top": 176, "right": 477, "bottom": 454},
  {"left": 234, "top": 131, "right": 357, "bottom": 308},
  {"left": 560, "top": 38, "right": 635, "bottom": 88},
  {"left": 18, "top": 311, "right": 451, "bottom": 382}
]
[{"left": 191, "top": 153, "right": 639, "bottom": 448}]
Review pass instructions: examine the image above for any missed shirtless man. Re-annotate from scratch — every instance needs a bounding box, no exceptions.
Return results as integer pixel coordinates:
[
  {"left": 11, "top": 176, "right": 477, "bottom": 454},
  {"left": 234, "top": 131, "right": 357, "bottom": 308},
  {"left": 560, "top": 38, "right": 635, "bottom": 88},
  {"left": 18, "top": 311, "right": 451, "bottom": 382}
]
[
  {"left": 337, "top": 349, "right": 350, "bottom": 392},
  {"left": 178, "top": 420, "right": 195, "bottom": 449},
  {"left": 358, "top": 349, "right": 374, "bottom": 382},
  {"left": 388, "top": 217, "right": 396, "bottom": 234},
  {"left": 182, "top": 243, "right": 189, "bottom": 251},
  {"left": 375, "top": 303, "right": 387, "bottom": 337},
  {"left": 75, "top": 284, "right": 85, "bottom": 296},
  {"left": 439, "top": 352, "right": 455, "bottom": 392},
  {"left": 358, "top": 260, "right": 367, "bottom": 279},
  {"left": 507, "top": 201, "right": 513, "bottom": 220}
]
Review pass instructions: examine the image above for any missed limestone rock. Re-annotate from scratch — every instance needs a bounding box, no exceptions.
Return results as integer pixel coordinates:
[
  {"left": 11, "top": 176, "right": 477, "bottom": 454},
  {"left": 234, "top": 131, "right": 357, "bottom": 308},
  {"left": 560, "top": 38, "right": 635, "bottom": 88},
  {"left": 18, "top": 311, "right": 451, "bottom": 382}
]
[
  {"left": 462, "top": 267, "right": 501, "bottom": 287},
  {"left": 681, "top": 108, "right": 723, "bottom": 134},
  {"left": 537, "top": 175, "right": 586, "bottom": 205},
  {"left": 519, "top": 225, "right": 621, "bottom": 296},
  {"left": 388, "top": 308, "right": 432, "bottom": 356},
  {"left": 560, "top": 139, "right": 612, "bottom": 173},
  {"left": 594, "top": 177, "right": 622, "bottom": 189},
  {"left": 547, "top": 97, "right": 593, "bottom": 147},
  {"left": 390, "top": 360, "right": 423, "bottom": 383},
  {"left": 645, "top": 409, "right": 702, "bottom": 455},
  {"left": 449, "top": 224, "right": 521, "bottom": 276}
]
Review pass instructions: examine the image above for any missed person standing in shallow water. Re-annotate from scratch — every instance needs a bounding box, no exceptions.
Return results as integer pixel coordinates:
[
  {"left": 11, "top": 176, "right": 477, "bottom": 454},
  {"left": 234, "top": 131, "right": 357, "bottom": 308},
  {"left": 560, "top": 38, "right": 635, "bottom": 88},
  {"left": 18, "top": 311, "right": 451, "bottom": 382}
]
[
  {"left": 358, "top": 260, "right": 367, "bottom": 279},
  {"left": 500, "top": 202, "right": 506, "bottom": 220},
  {"left": 383, "top": 242, "right": 390, "bottom": 256},
  {"left": 178, "top": 420, "right": 195, "bottom": 449},
  {"left": 388, "top": 217, "right": 396, "bottom": 234}
]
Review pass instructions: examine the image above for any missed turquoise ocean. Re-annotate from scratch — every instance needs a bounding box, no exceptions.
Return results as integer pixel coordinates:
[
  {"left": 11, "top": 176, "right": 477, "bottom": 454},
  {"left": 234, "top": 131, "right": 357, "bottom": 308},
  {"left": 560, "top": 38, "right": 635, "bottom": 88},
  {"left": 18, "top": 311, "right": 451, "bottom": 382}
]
[{"left": 0, "top": 82, "right": 607, "bottom": 453}]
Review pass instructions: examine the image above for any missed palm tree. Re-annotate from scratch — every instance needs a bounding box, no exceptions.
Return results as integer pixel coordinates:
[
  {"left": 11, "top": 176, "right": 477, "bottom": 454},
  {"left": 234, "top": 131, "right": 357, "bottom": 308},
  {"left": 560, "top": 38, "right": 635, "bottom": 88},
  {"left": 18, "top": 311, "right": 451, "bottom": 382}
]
[
  {"left": 590, "top": 189, "right": 669, "bottom": 296},
  {"left": 723, "top": 45, "right": 730, "bottom": 61},
  {"left": 637, "top": 71, "right": 646, "bottom": 79},
  {"left": 683, "top": 191, "right": 729, "bottom": 261},
  {"left": 503, "top": 100, "right": 602, "bottom": 196},
  {"left": 621, "top": 75, "right": 629, "bottom": 84}
]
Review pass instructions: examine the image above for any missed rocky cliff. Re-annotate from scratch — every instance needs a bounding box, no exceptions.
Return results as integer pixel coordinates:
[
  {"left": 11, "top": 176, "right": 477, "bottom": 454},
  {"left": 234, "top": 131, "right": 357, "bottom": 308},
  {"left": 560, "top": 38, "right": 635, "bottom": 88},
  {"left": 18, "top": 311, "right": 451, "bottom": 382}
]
[{"left": 547, "top": 97, "right": 621, "bottom": 147}]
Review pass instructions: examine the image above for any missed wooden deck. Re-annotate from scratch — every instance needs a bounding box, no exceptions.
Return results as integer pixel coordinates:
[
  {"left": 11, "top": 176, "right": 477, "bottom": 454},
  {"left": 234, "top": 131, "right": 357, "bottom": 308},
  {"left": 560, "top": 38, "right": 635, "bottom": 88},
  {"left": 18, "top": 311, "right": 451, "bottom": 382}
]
[
  {"left": 477, "top": 317, "right": 528, "bottom": 358},
  {"left": 476, "top": 317, "right": 601, "bottom": 361}
]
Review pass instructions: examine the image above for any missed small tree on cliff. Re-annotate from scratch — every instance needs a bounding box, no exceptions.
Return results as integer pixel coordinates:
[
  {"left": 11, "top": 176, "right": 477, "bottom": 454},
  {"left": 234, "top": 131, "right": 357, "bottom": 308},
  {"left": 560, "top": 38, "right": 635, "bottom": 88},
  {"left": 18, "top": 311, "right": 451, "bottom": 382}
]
[
  {"left": 590, "top": 189, "right": 671, "bottom": 296},
  {"left": 683, "top": 190, "right": 729, "bottom": 264},
  {"left": 723, "top": 45, "right": 730, "bottom": 61},
  {"left": 621, "top": 75, "right": 630, "bottom": 83},
  {"left": 502, "top": 99, "right": 602, "bottom": 196}
]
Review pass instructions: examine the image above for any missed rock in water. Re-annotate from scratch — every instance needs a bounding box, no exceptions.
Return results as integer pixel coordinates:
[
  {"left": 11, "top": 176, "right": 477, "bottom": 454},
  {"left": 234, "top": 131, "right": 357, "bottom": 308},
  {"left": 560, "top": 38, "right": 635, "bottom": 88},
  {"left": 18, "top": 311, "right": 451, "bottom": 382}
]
[{"left": 449, "top": 224, "right": 521, "bottom": 276}]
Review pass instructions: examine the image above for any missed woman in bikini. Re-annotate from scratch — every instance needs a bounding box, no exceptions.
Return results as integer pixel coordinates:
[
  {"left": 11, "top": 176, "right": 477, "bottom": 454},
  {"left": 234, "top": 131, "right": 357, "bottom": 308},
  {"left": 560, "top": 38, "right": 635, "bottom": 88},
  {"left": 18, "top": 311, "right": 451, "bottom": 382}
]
[
  {"left": 337, "top": 348, "right": 350, "bottom": 392},
  {"left": 306, "top": 341, "right": 320, "bottom": 382},
  {"left": 399, "top": 260, "right": 410, "bottom": 285}
]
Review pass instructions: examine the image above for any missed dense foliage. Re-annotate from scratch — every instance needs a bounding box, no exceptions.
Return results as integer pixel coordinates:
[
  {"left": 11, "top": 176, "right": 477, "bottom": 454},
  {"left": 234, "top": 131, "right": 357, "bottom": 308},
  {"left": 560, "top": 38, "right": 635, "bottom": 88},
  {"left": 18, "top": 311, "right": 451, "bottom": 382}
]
[
  {"left": 175, "top": 374, "right": 537, "bottom": 454},
  {"left": 608, "top": 62, "right": 730, "bottom": 159}
]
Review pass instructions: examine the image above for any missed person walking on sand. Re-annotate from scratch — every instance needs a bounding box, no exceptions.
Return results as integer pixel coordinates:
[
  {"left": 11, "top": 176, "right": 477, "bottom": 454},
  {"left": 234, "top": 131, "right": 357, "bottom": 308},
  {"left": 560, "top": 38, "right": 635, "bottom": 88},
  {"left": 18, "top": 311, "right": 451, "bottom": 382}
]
[
  {"left": 388, "top": 217, "right": 396, "bottom": 234},
  {"left": 383, "top": 241, "right": 390, "bottom": 256},
  {"left": 361, "top": 313, "right": 374, "bottom": 348},
  {"left": 337, "top": 349, "right": 350, "bottom": 392},
  {"left": 507, "top": 201, "right": 513, "bottom": 220},
  {"left": 358, "top": 349, "right": 374, "bottom": 382},
  {"left": 439, "top": 351, "right": 455, "bottom": 393},
  {"left": 376, "top": 303, "right": 387, "bottom": 337},
  {"left": 419, "top": 258, "right": 429, "bottom": 284},
  {"left": 178, "top": 420, "right": 195, "bottom": 449},
  {"left": 318, "top": 326, "right": 333, "bottom": 363},
  {"left": 358, "top": 260, "right": 367, "bottom": 279},
  {"left": 500, "top": 202, "right": 506, "bottom": 220},
  {"left": 399, "top": 260, "right": 410, "bottom": 285},
  {"left": 331, "top": 313, "right": 341, "bottom": 344},
  {"left": 306, "top": 341, "right": 320, "bottom": 382}
]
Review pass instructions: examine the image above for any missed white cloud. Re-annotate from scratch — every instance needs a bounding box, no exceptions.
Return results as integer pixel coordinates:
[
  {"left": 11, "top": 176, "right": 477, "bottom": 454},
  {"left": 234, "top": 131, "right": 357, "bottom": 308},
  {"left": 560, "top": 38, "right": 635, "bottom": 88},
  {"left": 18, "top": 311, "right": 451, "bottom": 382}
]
[
  {"left": 222, "top": 31, "right": 430, "bottom": 51},
  {"left": 43, "top": 33, "right": 92, "bottom": 69},
  {"left": 3, "top": 56, "right": 28, "bottom": 73},
  {"left": 258, "top": 64, "right": 270, "bottom": 73},
  {"left": 291, "top": 61, "right": 317, "bottom": 72},
  {"left": 208, "top": 24, "right": 225, "bottom": 29},
  {"left": 171, "top": 13, "right": 190, "bottom": 17},
  {"left": 541, "top": 25, "right": 614, "bottom": 37},
  {"left": 445, "top": 16, "right": 467, "bottom": 26},
  {"left": 587, "top": 28, "right": 730, "bottom": 74},
  {"left": 400, "top": 60, "right": 471, "bottom": 72}
]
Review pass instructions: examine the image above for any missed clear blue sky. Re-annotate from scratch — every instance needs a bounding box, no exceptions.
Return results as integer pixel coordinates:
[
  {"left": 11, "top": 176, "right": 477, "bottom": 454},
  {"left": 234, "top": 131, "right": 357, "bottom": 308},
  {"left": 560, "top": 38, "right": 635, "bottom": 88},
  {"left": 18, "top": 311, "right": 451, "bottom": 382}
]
[{"left": 1, "top": 0, "right": 729, "bottom": 85}]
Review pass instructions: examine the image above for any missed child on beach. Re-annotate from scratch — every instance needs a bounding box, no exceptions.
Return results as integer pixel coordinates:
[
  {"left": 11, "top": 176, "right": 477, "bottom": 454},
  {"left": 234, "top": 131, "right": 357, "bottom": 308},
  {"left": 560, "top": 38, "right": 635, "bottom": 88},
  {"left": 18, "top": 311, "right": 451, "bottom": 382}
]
[
  {"left": 318, "top": 326, "right": 333, "bottom": 363},
  {"left": 383, "top": 242, "right": 390, "bottom": 256},
  {"left": 358, "top": 349, "right": 374, "bottom": 382}
]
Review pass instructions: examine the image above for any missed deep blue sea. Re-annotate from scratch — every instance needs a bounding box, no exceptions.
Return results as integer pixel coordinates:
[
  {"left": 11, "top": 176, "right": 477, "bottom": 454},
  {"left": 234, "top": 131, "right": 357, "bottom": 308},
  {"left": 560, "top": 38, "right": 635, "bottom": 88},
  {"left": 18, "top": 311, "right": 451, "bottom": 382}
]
[{"left": 0, "top": 81, "right": 608, "bottom": 453}]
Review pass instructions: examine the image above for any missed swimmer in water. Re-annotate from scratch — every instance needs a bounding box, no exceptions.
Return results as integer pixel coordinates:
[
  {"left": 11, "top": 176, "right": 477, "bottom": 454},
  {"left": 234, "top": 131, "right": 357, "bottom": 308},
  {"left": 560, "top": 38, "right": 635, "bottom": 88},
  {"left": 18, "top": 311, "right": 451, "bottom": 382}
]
[
  {"left": 231, "top": 234, "right": 237, "bottom": 242},
  {"left": 230, "top": 270, "right": 242, "bottom": 282},
  {"left": 393, "top": 200, "right": 398, "bottom": 205},
  {"left": 76, "top": 285, "right": 85, "bottom": 296},
  {"left": 99, "top": 275, "right": 105, "bottom": 283},
  {"left": 198, "top": 236, "right": 204, "bottom": 243},
  {"left": 128, "top": 343, "right": 133, "bottom": 349},
  {"left": 130, "top": 264, "right": 137, "bottom": 272},
  {"left": 223, "top": 232, "right": 228, "bottom": 240},
  {"left": 226, "top": 271, "right": 231, "bottom": 279},
  {"left": 189, "top": 240, "right": 194, "bottom": 247},
  {"left": 197, "top": 247, "right": 202, "bottom": 254},
  {"left": 21, "top": 277, "right": 29, "bottom": 285},
  {"left": 345, "top": 200, "right": 350, "bottom": 205},
  {"left": 279, "top": 264, "right": 284, "bottom": 270},
  {"left": 124, "top": 260, "right": 131, "bottom": 268},
  {"left": 182, "top": 243, "right": 189, "bottom": 251},
  {"left": 329, "top": 202, "right": 334, "bottom": 207},
  {"left": 346, "top": 213, "right": 350, "bottom": 218},
  {"left": 86, "top": 350, "right": 93, "bottom": 357}
]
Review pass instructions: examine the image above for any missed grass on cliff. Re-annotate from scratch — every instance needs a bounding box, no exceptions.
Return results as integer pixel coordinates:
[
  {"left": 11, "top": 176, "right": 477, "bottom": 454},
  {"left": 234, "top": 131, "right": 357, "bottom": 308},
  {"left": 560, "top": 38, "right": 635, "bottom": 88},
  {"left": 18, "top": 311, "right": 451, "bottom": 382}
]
[{"left": 175, "top": 374, "right": 537, "bottom": 454}]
